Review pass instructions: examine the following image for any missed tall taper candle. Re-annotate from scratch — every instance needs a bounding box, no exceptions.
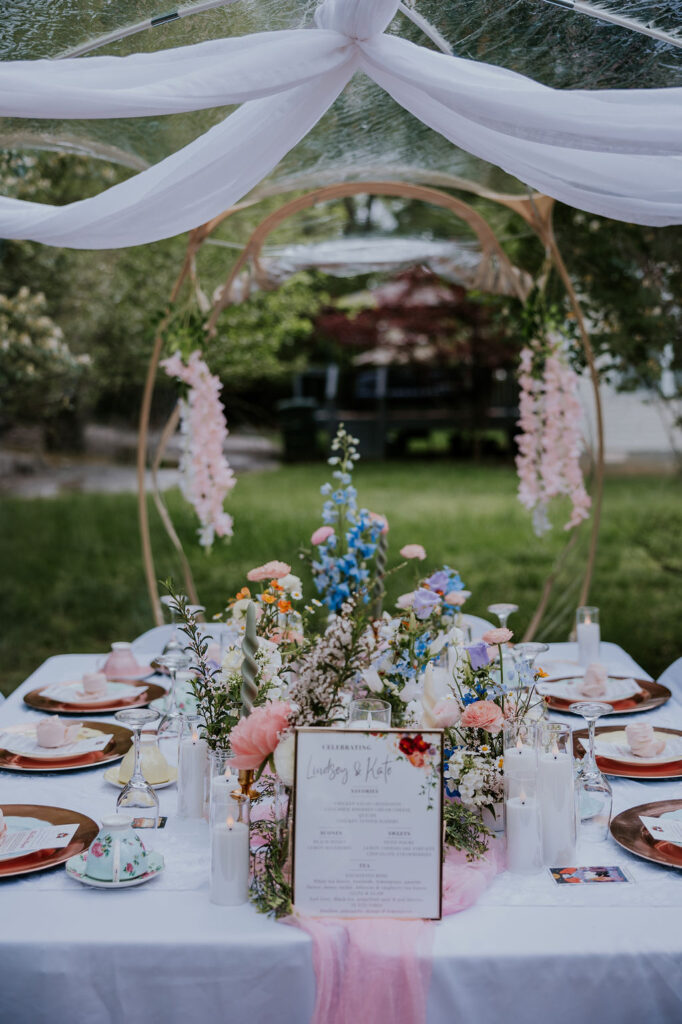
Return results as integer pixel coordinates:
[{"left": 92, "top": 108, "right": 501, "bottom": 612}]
[{"left": 240, "top": 601, "right": 258, "bottom": 718}]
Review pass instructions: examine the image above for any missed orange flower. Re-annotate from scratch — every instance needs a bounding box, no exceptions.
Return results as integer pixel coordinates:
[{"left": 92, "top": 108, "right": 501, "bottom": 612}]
[
  {"left": 277, "top": 599, "right": 292, "bottom": 614},
  {"left": 535, "top": 667, "right": 549, "bottom": 679},
  {"left": 261, "top": 593, "right": 276, "bottom": 605},
  {"left": 269, "top": 580, "right": 284, "bottom": 592},
  {"left": 236, "top": 586, "right": 251, "bottom": 600}
]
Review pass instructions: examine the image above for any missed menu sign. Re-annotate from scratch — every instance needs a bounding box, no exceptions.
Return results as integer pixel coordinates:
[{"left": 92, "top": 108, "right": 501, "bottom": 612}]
[{"left": 292, "top": 728, "right": 443, "bottom": 919}]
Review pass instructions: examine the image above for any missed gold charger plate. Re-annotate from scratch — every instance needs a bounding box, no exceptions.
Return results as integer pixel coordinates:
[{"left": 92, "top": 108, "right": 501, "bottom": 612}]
[
  {"left": 0, "top": 721, "right": 132, "bottom": 772},
  {"left": 23, "top": 681, "right": 166, "bottom": 715},
  {"left": 573, "top": 726, "right": 682, "bottom": 779},
  {"left": 610, "top": 799, "right": 682, "bottom": 870},
  {"left": 0, "top": 804, "right": 99, "bottom": 879},
  {"left": 544, "top": 677, "right": 670, "bottom": 715}
]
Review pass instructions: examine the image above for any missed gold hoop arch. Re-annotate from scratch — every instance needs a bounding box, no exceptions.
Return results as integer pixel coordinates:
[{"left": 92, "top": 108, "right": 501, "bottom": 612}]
[{"left": 138, "top": 180, "right": 604, "bottom": 639}]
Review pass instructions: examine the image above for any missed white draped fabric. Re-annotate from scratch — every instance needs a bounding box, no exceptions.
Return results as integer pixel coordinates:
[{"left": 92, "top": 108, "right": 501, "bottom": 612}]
[{"left": 0, "top": 0, "right": 680, "bottom": 248}]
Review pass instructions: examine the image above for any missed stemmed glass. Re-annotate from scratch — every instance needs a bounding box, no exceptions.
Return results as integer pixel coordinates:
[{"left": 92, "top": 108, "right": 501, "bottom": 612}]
[
  {"left": 160, "top": 594, "right": 184, "bottom": 656},
  {"left": 513, "top": 642, "right": 550, "bottom": 689},
  {"left": 487, "top": 603, "right": 519, "bottom": 629},
  {"left": 156, "top": 649, "right": 191, "bottom": 741},
  {"left": 568, "top": 700, "right": 613, "bottom": 841},
  {"left": 115, "top": 707, "right": 161, "bottom": 825}
]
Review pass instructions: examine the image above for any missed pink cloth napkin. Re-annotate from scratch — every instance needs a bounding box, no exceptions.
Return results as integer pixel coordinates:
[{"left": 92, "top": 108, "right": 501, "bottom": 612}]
[{"left": 289, "top": 840, "right": 505, "bottom": 1024}]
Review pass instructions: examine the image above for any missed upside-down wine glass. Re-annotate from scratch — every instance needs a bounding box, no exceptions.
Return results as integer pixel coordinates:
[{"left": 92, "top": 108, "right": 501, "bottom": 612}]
[
  {"left": 156, "top": 649, "right": 191, "bottom": 742},
  {"left": 487, "top": 603, "right": 519, "bottom": 630},
  {"left": 513, "top": 642, "right": 550, "bottom": 689},
  {"left": 115, "top": 707, "right": 161, "bottom": 826},
  {"left": 568, "top": 700, "right": 613, "bottom": 841}
]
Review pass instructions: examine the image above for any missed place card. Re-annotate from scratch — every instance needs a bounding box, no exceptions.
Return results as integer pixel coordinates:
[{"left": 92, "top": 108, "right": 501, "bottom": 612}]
[
  {"left": 640, "top": 814, "right": 682, "bottom": 845},
  {"left": 0, "top": 823, "right": 79, "bottom": 858},
  {"left": 292, "top": 728, "right": 443, "bottom": 919}
]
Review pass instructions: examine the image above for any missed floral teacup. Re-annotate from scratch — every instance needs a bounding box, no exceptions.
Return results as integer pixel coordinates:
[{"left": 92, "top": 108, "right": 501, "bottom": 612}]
[
  {"left": 103, "top": 642, "right": 143, "bottom": 680},
  {"left": 85, "top": 816, "right": 149, "bottom": 882}
]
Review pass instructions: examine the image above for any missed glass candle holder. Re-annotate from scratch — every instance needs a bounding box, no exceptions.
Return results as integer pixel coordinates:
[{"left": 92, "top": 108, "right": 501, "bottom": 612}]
[
  {"left": 177, "top": 715, "right": 208, "bottom": 819},
  {"left": 347, "top": 698, "right": 391, "bottom": 730},
  {"left": 537, "top": 723, "right": 576, "bottom": 865},
  {"left": 209, "top": 793, "right": 250, "bottom": 906},
  {"left": 503, "top": 721, "right": 538, "bottom": 788},
  {"left": 504, "top": 768, "right": 542, "bottom": 874},
  {"left": 576, "top": 606, "right": 601, "bottom": 666},
  {"left": 209, "top": 745, "right": 235, "bottom": 828}
]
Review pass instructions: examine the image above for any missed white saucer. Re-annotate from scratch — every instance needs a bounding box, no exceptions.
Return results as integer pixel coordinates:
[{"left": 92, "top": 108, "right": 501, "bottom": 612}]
[
  {"left": 103, "top": 766, "right": 177, "bottom": 790},
  {"left": 66, "top": 850, "right": 165, "bottom": 888}
]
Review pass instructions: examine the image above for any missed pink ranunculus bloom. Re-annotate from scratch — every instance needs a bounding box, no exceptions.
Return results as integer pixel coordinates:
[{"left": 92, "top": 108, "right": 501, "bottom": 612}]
[
  {"left": 369, "top": 512, "right": 389, "bottom": 535},
  {"left": 460, "top": 700, "right": 505, "bottom": 736},
  {"left": 229, "top": 701, "right": 292, "bottom": 770},
  {"left": 311, "top": 526, "right": 335, "bottom": 546},
  {"left": 400, "top": 544, "right": 426, "bottom": 560},
  {"left": 481, "top": 627, "right": 513, "bottom": 645},
  {"left": 431, "top": 698, "right": 462, "bottom": 728},
  {"left": 396, "top": 592, "right": 415, "bottom": 610},
  {"left": 445, "top": 591, "right": 467, "bottom": 606},
  {"left": 246, "top": 560, "right": 292, "bottom": 582},
  {"left": 90, "top": 841, "right": 104, "bottom": 858}
]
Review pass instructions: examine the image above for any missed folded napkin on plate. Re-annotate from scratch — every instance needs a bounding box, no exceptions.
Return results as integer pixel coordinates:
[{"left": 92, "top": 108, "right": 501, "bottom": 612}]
[
  {"left": 578, "top": 663, "right": 608, "bottom": 697},
  {"left": 625, "top": 722, "right": 667, "bottom": 758},
  {"left": 40, "top": 681, "right": 144, "bottom": 702},
  {"left": 0, "top": 726, "right": 113, "bottom": 758},
  {"left": 579, "top": 730, "right": 681, "bottom": 764}
]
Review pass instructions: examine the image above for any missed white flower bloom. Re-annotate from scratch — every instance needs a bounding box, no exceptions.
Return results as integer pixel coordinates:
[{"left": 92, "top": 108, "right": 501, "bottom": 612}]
[{"left": 362, "top": 668, "right": 384, "bottom": 694}]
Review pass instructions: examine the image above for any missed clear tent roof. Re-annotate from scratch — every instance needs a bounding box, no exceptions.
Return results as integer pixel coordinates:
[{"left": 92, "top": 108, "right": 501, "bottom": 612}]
[{"left": 2, "top": 0, "right": 681, "bottom": 204}]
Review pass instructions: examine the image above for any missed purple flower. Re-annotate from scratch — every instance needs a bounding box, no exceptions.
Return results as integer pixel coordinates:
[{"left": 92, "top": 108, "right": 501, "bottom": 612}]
[
  {"left": 467, "top": 641, "right": 491, "bottom": 671},
  {"left": 412, "top": 587, "right": 441, "bottom": 620},
  {"left": 425, "top": 570, "right": 450, "bottom": 593}
]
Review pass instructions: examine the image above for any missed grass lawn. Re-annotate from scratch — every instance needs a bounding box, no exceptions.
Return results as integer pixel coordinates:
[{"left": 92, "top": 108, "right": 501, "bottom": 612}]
[{"left": 1, "top": 462, "right": 680, "bottom": 696}]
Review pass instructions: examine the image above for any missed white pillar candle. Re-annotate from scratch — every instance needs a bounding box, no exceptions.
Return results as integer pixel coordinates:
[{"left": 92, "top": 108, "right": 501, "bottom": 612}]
[
  {"left": 209, "top": 816, "right": 250, "bottom": 906},
  {"left": 577, "top": 621, "right": 601, "bottom": 666},
  {"left": 506, "top": 792, "right": 542, "bottom": 874},
  {"left": 210, "top": 770, "right": 234, "bottom": 827},
  {"left": 504, "top": 742, "right": 537, "bottom": 782},
  {"left": 177, "top": 732, "right": 207, "bottom": 819},
  {"left": 538, "top": 749, "right": 576, "bottom": 864}
]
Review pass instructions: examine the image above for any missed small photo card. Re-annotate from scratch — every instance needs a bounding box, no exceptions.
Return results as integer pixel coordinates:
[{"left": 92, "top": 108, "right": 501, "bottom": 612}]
[
  {"left": 550, "top": 865, "right": 630, "bottom": 884},
  {"left": 293, "top": 728, "right": 443, "bottom": 919},
  {"left": 640, "top": 815, "right": 682, "bottom": 845}
]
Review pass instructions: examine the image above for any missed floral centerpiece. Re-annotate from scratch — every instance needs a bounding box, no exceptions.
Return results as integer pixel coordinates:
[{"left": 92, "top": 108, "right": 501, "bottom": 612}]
[{"left": 167, "top": 424, "right": 543, "bottom": 916}]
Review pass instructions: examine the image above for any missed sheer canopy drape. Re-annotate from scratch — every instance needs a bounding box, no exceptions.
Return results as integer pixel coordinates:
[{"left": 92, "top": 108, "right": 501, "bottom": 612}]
[{"left": 0, "top": 0, "right": 680, "bottom": 248}]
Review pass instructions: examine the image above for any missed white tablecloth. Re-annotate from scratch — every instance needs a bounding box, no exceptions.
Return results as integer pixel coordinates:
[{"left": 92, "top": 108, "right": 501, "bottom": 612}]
[{"left": 1, "top": 642, "right": 681, "bottom": 1024}]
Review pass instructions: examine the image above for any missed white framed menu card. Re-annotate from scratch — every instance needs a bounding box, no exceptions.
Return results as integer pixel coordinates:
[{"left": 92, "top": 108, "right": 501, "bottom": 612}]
[{"left": 292, "top": 728, "right": 443, "bottom": 919}]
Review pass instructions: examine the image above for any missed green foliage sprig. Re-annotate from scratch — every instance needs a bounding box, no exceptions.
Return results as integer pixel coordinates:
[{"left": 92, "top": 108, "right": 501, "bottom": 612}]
[{"left": 443, "top": 801, "right": 493, "bottom": 862}]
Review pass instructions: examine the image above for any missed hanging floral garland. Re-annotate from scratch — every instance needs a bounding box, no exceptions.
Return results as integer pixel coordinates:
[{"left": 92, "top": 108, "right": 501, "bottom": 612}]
[
  {"left": 515, "top": 338, "right": 591, "bottom": 537},
  {"left": 161, "top": 349, "right": 236, "bottom": 548}
]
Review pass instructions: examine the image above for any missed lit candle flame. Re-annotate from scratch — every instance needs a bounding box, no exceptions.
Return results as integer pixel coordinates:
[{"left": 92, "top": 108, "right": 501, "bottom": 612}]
[
  {"left": 551, "top": 739, "right": 559, "bottom": 757},
  {"left": 516, "top": 736, "right": 523, "bottom": 752},
  {"left": 520, "top": 787, "right": 527, "bottom": 803},
  {"left": 191, "top": 726, "right": 199, "bottom": 744},
  {"left": 226, "top": 815, "right": 234, "bottom": 830},
  {"left": 224, "top": 767, "right": 232, "bottom": 782}
]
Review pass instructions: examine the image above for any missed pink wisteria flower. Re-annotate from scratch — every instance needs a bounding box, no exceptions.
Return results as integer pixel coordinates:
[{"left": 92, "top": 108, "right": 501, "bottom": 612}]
[
  {"left": 247, "top": 560, "right": 291, "bottom": 582},
  {"left": 482, "top": 628, "right": 513, "bottom": 646},
  {"left": 400, "top": 544, "right": 426, "bottom": 560},
  {"left": 460, "top": 700, "right": 504, "bottom": 736},
  {"left": 161, "top": 350, "right": 236, "bottom": 548},
  {"left": 229, "top": 702, "right": 292, "bottom": 770},
  {"left": 311, "top": 526, "right": 335, "bottom": 546}
]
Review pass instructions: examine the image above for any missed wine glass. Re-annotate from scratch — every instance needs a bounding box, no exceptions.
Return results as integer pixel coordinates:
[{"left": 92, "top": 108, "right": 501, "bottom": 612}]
[
  {"left": 156, "top": 649, "right": 191, "bottom": 741},
  {"left": 487, "top": 603, "right": 519, "bottom": 629},
  {"left": 115, "top": 707, "right": 161, "bottom": 825},
  {"left": 160, "top": 594, "right": 185, "bottom": 656},
  {"left": 568, "top": 700, "right": 613, "bottom": 841}
]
